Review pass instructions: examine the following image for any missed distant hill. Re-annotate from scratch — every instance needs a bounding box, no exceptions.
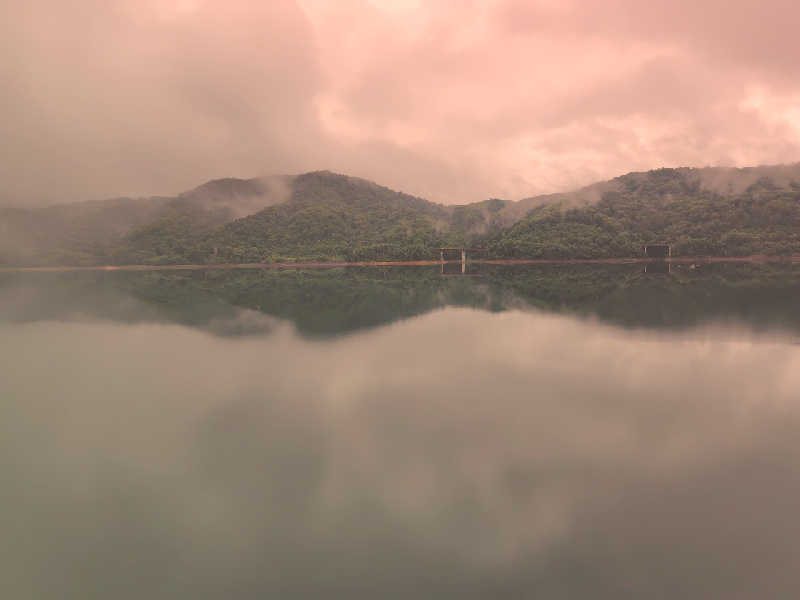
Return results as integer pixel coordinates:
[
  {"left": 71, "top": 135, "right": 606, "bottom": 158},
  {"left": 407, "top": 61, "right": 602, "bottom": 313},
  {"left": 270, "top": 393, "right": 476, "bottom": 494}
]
[
  {"left": 488, "top": 165, "right": 800, "bottom": 258},
  {"left": 206, "top": 171, "right": 452, "bottom": 263},
  {"left": 0, "top": 176, "right": 290, "bottom": 266},
  {"left": 110, "top": 176, "right": 292, "bottom": 265},
  {"left": 4, "top": 164, "right": 800, "bottom": 266},
  {"left": 0, "top": 196, "right": 172, "bottom": 266}
]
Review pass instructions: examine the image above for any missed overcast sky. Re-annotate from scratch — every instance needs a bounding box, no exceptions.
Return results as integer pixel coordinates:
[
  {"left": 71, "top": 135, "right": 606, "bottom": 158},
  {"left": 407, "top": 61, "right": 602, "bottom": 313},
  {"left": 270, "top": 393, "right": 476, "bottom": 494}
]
[{"left": 2, "top": 0, "right": 800, "bottom": 206}]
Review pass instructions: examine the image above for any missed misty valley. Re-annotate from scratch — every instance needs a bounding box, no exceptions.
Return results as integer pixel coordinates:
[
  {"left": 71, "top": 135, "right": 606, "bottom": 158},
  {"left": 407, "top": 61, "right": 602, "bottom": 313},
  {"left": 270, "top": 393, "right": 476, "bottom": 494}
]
[{"left": 4, "top": 263, "right": 800, "bottom": 598}]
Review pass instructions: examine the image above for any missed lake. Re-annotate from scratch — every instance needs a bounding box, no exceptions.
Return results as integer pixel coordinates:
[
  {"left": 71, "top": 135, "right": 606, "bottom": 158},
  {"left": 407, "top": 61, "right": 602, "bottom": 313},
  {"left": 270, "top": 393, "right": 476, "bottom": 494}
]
[{"left": 3, "top": 263, "right": 800, "bottom": 598}]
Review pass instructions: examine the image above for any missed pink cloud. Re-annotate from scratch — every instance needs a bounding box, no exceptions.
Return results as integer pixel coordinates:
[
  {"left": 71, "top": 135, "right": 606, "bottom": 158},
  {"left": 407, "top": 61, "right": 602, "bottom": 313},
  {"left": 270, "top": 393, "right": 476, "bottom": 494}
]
[{"left": 2, "top": 0, "right": 799, "bottom": 205}]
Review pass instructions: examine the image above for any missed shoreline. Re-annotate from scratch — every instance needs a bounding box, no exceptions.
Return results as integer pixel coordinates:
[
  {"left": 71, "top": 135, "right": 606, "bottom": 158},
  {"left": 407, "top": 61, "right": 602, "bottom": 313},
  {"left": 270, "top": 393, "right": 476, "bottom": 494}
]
[{"left": 2, "top": 255, "right": 800, "bottom": 273}]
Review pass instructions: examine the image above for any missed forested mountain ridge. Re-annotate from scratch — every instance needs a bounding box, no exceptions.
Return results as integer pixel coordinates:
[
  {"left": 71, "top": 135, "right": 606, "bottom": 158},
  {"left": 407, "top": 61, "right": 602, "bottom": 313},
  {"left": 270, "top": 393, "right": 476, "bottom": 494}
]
[
  {"left": 1, "top": 170, "right": 514, "bottom": 265},
  {"left": 488, "top": 166, "right": 800, "bottom": 258},
  {"left": 3, "top": 164, "right": 800, "bottom": 266},
  {"left": 0, "top": 176, "right": 290, "bottom": 266},
  {"left": 209, "top": 171, "right": 453, "bottom": 263}
]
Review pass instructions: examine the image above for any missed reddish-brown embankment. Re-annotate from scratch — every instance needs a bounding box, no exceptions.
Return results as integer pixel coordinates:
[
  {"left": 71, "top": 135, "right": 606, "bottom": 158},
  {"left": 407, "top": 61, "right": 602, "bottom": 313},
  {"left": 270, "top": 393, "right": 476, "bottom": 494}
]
[{"left": 2, "top": 255, "right": 800, "bottom": 273}]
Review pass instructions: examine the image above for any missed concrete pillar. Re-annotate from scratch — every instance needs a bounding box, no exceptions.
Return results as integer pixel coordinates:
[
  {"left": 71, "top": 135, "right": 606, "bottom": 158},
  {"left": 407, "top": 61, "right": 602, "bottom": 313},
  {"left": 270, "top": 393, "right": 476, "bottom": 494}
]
[{"left": 461, "top": 249, "right": 466, "bottom": 274}]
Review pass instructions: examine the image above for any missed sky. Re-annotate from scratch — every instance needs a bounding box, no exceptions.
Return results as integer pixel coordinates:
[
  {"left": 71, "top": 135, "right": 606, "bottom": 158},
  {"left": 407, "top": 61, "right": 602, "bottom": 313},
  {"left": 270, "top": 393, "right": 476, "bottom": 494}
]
[{"left": 2, "top": 0, "right": 800, "bottom": 206}]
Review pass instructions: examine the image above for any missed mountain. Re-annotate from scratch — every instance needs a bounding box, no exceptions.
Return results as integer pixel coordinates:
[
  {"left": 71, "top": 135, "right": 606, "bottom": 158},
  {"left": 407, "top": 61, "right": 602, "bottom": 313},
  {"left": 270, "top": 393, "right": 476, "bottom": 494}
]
[
  {"left": 109, "top": 176, "right": 292, "bottom": 265},
  {"left": 0, "top": 196, "right": 172, "bottom": 266},
  {"left": 0, "top": 170, "right": 517, "bottom": 266},
  {"left": 488, "top": 165, "right": 800, "bottom": 258},
  {"left": 0, "top": 176, "right": 290, "bottom": 266},
  {"left": 4, "top": 164, "right": 800, "bottom": 266},
  {"left": 206, "top": 171, "right": 452, "bottom": 263}
]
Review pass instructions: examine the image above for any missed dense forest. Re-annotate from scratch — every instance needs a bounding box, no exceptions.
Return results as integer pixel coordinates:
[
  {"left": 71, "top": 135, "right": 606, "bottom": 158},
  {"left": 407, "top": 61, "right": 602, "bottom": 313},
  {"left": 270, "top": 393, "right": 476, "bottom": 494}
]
[
  {"left": 488, "top": 168, "right": 800, "bottom": 258},
  {"left": 4, "top": 165, "right": 800, "bottom": 266}
]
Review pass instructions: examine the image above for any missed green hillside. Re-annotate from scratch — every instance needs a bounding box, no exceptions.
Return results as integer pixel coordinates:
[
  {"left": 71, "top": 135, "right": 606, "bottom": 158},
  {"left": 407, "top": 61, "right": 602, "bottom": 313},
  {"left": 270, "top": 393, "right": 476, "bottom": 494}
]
[
  {"left": 4, "top": 164, "right": 800, "bottom": 266},
  {"left": 489, "top": 167, "right": 800, "bottom": 258},
  {"left": 207, "top": 171, "right": 451, "bottom": 263}
]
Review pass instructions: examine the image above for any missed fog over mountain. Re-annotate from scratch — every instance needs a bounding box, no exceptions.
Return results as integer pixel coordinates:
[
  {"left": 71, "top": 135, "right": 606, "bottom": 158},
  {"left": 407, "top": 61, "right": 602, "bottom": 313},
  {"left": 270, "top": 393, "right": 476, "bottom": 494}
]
[
  {"left": 4, "top": 163, "right": 800, "bottom": 266},
  {"left": 2, "top": 0, "right": 800, "bottom": 207}
]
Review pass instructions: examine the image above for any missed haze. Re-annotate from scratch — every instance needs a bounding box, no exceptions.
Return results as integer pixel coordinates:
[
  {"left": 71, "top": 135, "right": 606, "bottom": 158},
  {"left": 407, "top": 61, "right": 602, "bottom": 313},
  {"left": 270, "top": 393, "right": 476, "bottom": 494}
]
[{"left": 2, "top": 0, "right": 800, "bottom": 206}]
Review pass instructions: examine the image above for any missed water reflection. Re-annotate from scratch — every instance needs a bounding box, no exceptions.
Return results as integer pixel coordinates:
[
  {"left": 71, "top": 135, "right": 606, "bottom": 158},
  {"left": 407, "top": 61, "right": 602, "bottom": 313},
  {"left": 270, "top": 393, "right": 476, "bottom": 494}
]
[
  {"left": 643, "top": 260, "right": 671, "bottom": 274},
  {"left": 3, "top": 308, "right": 800, "bottom": 598},
  {"left": 3, "top": 266, "right": 800, "bottom": 597},
  {"left": 3, "top": 263, "right": 800, "bottom": 336}
]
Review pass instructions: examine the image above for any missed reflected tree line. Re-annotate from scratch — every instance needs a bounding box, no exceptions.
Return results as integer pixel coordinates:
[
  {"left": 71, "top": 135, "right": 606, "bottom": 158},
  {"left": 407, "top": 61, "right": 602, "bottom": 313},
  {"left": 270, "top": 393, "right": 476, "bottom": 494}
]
[{"left": 3, "top": 263, "right": 800, "bottom": 336}]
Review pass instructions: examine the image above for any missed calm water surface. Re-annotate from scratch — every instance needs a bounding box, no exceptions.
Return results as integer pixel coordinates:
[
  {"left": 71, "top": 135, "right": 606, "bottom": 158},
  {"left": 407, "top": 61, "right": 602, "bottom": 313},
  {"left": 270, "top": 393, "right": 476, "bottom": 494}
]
[{"left": 2, "top": 264, "right": 800, "bottom": 598}]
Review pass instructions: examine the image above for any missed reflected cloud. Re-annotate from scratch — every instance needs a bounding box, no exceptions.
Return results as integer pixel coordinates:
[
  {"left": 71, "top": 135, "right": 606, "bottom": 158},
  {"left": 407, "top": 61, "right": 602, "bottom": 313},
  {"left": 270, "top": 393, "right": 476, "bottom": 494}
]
[{"left": 3, "top": 309, "right": 800, "bottom": 597}]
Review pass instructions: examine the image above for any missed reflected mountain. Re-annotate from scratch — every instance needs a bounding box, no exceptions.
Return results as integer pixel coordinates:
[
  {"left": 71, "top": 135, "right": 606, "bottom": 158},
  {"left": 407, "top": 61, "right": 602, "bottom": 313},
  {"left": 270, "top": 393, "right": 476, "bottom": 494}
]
[{"left": 2, "top": 263, "right": 800, "bottom": 336}]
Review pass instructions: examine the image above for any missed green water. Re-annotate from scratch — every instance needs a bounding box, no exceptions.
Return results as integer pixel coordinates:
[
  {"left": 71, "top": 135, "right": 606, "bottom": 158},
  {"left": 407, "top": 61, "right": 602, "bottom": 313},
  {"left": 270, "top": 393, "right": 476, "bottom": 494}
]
[{"left": 3, "top": 264, "right": 800, "bottom": 598}]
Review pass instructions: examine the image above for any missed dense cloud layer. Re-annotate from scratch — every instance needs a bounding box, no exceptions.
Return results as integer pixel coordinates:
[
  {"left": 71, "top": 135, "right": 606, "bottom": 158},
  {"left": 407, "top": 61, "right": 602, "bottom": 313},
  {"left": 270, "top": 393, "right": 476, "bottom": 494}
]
[{"left": 2, "top": 0, "right": 800, "bottom": 205}]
